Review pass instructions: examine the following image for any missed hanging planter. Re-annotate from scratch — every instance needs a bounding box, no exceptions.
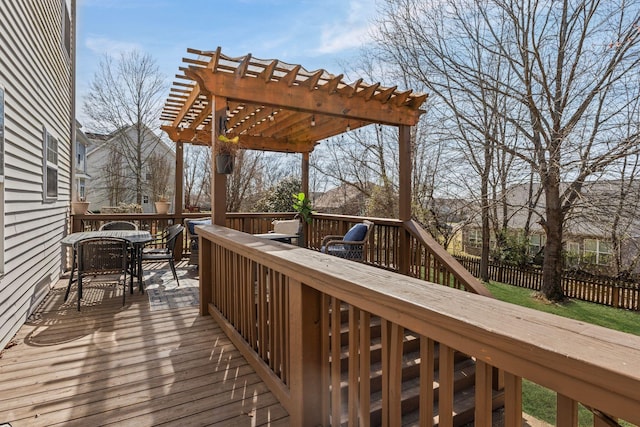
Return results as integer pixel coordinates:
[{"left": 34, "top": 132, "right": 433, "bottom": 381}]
[
  {"left": 215, "top": 153, "right": 234, "bottom": 174},
  {"left": 215, "top": 134, "right": 239, "bottom": 175}
]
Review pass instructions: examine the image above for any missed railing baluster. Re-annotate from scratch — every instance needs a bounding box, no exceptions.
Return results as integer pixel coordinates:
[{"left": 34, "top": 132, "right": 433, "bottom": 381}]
[
  {"left": 331, "top": 297, "right": 342, "bottom": 426},
  {"left": 475, "top": 360, "right": 493, "bottom": 426},
  {"left": 503, "top": 372, "right": 522, "bottom": 426},
  {"left": 360, "top": 311, "right": 372, "bottom": 427},
  {"left": 557, "top": 393, "right": 579, "bottom": 426},
  {"left": 420, "top": 336, "right": 435, "bottom": 426},
  {"left": 349, "top": 305, "right": 360, "bottom": 424},
  {"left": 438, "top": 344, "right": 454, "bottom": 426}
]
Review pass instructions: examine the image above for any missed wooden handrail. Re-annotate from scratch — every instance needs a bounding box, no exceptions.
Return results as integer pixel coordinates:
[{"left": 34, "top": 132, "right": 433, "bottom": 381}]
[
  {"left": 404, "top": 219, "right": 491, "bottom": 296},
  {"left": 198, "top": 225, "right": 640, "bottom": 425}
]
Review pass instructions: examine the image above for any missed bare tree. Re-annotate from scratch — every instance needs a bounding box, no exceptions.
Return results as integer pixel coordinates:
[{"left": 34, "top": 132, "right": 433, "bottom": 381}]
[
  {"left": 147, "top": 152, "right": 170, "bottom": 201},
  {"left": 184, "top": 144, "right": 210, "bottom": 210},
  {"left": 103, "top": 147, "right": 128, "bottom": 206},
  {"left": 375, "top": 0, "right": 640, "bottom": 301},
  {"left": 227, "top": 150, "right": 266, "bottom": 212},
  {"left": 83, "top": 50, "right": 167, "bottom": 204}
]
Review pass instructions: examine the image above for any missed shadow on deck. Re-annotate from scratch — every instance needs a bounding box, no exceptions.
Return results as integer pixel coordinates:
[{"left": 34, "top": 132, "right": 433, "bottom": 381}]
[{"left": 0, "top": 261, "right": 289, "bottom": 426}]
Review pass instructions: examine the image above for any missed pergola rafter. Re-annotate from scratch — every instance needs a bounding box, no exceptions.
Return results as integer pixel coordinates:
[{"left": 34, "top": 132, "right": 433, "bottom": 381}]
[
  {"left": 160, "top": 47, "right": 427, "bottom": 152},
  {"left": 160, "top": 46, "right": 428, "bottom": 230}
]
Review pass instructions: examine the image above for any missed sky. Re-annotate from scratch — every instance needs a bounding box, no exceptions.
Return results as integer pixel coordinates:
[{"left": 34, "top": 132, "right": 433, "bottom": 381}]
[{"left": 76, "top": 0, "right": 380, "bottom": 123}]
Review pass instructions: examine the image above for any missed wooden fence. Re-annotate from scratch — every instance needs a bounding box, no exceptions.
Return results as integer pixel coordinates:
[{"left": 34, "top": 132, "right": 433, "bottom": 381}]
[{"left": 455, "top": 255, "right": 640, "bottom": 310}]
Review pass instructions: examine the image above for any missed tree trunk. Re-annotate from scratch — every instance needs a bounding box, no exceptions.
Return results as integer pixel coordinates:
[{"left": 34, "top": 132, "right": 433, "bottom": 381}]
[{"left": 541, "top": 176, "right": 565, "bottom": 301}]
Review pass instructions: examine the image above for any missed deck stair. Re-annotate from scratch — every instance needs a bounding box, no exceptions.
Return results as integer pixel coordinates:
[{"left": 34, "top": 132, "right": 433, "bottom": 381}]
[{"left": 334, "top": 307, "right": 505, "bottom": 426}]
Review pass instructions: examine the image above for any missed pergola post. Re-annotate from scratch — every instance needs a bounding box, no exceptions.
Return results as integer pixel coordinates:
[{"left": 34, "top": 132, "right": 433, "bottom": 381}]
[
  {"left": 301, "top": 152, "right": 309, "bottom": 199},
  {"left": 211, "top": 95, "right": 227, "bottom": 226},
  {"left": 174, "top": 141, "right": 184, "bottom": 259},
  {"left": 301, "top": 152, "right": 310, "bottom": 245},
  {"left": 398, "top": 125, "right": 412, "bottom": 275},
  {"left": 175, "top": 142, "right": 184, "bottom": 216}
]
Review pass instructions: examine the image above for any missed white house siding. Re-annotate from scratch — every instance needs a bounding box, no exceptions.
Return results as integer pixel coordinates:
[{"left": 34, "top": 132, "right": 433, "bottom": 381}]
[
  {"left": 86, "top": 125, "right": 176, "bottom": 213},
  {"left": 0, "top": 1, "right": 75, "bottom": 349}
]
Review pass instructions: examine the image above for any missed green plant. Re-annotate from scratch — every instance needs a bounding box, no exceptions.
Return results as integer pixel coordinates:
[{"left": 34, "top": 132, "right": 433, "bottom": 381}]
[{"left": 292, "top": 192, "right": 313, "bottom": 224}]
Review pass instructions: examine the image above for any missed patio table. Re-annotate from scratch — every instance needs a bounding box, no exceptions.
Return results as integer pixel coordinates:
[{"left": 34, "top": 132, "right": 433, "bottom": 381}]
[
  {"left": 253, "top": 232, "right": 299, "bottom": 244},
  {"left": 62, "top": 230, "right": 153, "bottom": 299}
]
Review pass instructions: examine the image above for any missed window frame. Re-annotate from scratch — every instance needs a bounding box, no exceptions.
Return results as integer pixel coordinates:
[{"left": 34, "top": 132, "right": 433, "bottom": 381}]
[
  {"left": 583, "top": 238, "right": 612, "bottom": 266},
  {"left": 43, "top": 128, "right": 59, "bottom": 201}
]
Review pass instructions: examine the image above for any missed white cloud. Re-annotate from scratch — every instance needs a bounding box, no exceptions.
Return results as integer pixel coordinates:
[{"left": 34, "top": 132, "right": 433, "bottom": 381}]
[
  {"left": 85, "top": 36, "right": 142, "bottom": 56},
  {"left": 315, "top": 0, "right": 377, "bottom": 54}
]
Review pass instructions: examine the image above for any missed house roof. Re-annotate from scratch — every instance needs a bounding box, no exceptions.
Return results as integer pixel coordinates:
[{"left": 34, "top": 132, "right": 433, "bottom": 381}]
[
  {"left": 492, "top": 181, "right": 640, "bottom": 239},
  {"left": 160, "top": 47, "right": 427, "bottom": 152}
]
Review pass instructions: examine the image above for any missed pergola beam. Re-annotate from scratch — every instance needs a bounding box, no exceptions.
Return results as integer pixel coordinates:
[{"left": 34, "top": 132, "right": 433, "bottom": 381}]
[{"left": 185, "top": 67, "right": 422, "bottom": 127}]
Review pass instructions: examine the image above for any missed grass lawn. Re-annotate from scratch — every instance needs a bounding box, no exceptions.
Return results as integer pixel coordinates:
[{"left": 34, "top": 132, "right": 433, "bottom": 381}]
[{"left": 484, "top": 281, "right": 640, "bottom": 426}]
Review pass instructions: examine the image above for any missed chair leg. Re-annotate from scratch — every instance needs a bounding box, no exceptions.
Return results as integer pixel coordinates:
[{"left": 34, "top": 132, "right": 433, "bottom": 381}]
[
  {"left": 65, "top": 253, "right": 76, "bottom": 302},
  {"left": 77, "top": 276, "right": 82, "bottom": 311},
  {"left": 169, "top": 259, "right": 180, "bottom": 286},
  {"left": 64, "top": 271, "right": 74, "bottom": 302}
]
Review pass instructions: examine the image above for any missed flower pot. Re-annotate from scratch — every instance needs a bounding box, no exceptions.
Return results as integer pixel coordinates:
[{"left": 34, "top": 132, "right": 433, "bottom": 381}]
[
  {"left": 216, "top": 154, "right": 234, "bottom": 174},
  {"left": 71, "top": 201, "right": 90, "bottom": 215},
  {"left": 155, "top": 201, "right": 171, "bottom": 214}
]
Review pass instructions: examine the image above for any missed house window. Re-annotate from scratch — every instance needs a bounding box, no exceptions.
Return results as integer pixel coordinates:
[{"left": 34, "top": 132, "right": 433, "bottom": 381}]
[
  {"left": 468, "top": 229, "right": 481, "bottom": 248},
  {"left": 76, "top": 141, "right": 86, "bottom": 173},
  {"left": 142, "top": 195, "right": 149, "bottom": 204},
  {"left": 529, "top": 234, "right": 546, "bottom": 255},
  {"left": 583, "top": 239, "right": 612, "bottom": 266},
  {"left": 78, "top": 179, "right": 86, "bottom": 200},
  {"left": 43, "top": 129, "right": 59, "bottom": 200}
]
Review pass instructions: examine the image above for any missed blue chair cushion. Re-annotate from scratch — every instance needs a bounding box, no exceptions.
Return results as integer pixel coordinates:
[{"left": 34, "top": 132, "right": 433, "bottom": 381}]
[
  {"left": 343, "top": 223, "right": 368, "bottom": 242},
  {"left": 188, "top": 219, "right": 211, "bottom": 235}
]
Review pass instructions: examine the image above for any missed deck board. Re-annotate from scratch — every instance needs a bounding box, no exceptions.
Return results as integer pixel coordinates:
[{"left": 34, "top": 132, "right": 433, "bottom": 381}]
[{"left": 0, "top": 264, "right": 290, "bottom": 426}]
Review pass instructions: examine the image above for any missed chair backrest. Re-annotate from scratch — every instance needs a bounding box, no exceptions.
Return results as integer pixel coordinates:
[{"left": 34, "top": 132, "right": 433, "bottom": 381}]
[
  {"left": 76, "top": 237, "right": 129, "bottom": 276},
  {"left": 164, "top": 224, "right": 184, "bottom": 251},
  {"left": 99, "top": 221, "right": 138, "bottom": 231},
  {"left": 272, "top": 219, "right": 301, "bottom": 235},
  {"left": 185, "top": 217, "right": 211, "bottom": 238},
  {"left": 343, "top": 220, "right": 374, "bottom": 244}
]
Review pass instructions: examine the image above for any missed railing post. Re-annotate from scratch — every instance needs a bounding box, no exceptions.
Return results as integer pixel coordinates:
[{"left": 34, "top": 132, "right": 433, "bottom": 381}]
[
  {"left": 289, "top": 278, "right": 323, "bottom": 426},
  {"left": 199, "top": 236, "right": 212, "bottom": 316}
]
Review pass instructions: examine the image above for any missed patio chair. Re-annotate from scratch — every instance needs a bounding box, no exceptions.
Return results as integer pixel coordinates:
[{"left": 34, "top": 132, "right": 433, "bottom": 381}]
[
  {"left": 99, "top": 221, "right": 138, "bottom": 231},
  {"left": 141, "top": 224, "right": 184, "bottom": 285},
  {"left": 321, "top": 220, "right": 374, "bottom": 262},
  {"left": 185, "top": 217, "right": 211, "bottom": 265},
  {"left": 269, "top": 218, "right": 302, "bottom": 244},
  {"left": 71, "top": 237, "right": 130, "bottom": 311}
]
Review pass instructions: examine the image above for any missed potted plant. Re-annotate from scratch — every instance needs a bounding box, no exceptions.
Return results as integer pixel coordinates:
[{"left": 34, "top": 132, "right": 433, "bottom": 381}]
[
  {"left": 292, "top": 192, "right": 313, "bottom": 224},
  {"left": 215, "top": 134, "right": 239, "bottom": 174},
  {"left": 71, "top": 195, "right": 90, "bottom": 215},
  {"left": 155, "top": 195, "right": 171, "bottom": 214}
]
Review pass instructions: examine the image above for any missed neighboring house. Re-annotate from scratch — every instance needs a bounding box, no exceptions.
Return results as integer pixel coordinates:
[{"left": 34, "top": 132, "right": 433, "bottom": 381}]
[
  {"left": 461, "top": 181, "right": 640, "bottom": 274},
  {"left": 0, "top": 1, "right": 76, "bottom": 349},
  {"left": 85, "top": 124, "right": 176, "bottom": 213},
  {"left": 75, "top": 121, "right": 91, "bottom": 200},
  {"left": 313, "top": 182, "right": 371, "bottom": 215}
]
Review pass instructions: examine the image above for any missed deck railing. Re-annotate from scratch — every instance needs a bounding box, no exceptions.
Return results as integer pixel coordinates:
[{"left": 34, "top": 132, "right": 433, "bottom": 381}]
[
  {"left": 71, "top": 212, "right": 486, "bottom": 294},
  {"left": 197, "top": 224, "right": 640, "bottom": 426}
]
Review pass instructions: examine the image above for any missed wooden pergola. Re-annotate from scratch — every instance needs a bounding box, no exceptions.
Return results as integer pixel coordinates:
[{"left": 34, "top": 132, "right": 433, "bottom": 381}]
[{"left": 160, "top": 47, "right": 427, "bottom": 225}]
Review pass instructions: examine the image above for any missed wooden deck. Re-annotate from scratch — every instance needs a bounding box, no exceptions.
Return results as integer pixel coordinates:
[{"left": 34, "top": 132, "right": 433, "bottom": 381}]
[{"left": 0, "top": 262, "right": 290, "bottom": 426}]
